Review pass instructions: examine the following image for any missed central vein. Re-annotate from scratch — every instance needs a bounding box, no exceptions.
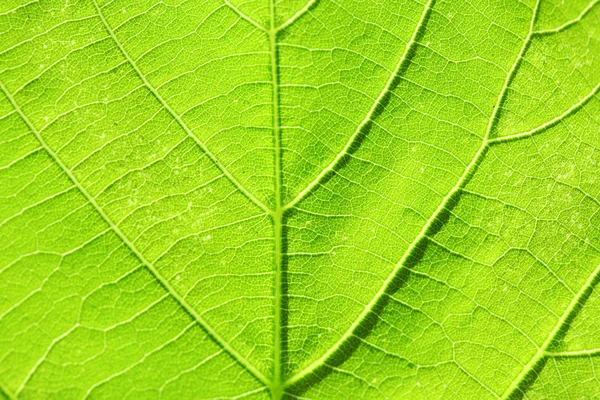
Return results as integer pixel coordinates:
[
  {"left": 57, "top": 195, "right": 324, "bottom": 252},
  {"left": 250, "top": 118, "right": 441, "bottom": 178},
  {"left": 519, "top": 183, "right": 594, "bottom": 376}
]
[{"left": 269, "top": 0, "right": 285, "bottom": 397}]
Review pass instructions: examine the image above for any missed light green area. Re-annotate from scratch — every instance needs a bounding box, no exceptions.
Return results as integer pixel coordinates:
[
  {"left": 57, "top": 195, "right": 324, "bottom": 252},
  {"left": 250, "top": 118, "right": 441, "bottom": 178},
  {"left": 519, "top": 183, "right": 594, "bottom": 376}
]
[{"left": 1, "top": 0, "right": 599, "bottom": 399}]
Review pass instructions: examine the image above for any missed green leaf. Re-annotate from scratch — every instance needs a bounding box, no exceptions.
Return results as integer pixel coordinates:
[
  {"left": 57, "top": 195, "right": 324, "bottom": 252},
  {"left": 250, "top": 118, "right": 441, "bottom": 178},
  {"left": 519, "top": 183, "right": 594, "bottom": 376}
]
[{"left": 1, "top": 0, "right": 600, "bottom": 398}]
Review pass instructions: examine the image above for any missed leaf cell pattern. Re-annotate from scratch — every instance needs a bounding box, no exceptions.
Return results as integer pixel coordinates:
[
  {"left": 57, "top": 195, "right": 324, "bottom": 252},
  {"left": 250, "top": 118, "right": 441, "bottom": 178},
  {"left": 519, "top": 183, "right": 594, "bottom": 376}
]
[{"left": 1, "top": 0, "right": 600, "bottom": 399}]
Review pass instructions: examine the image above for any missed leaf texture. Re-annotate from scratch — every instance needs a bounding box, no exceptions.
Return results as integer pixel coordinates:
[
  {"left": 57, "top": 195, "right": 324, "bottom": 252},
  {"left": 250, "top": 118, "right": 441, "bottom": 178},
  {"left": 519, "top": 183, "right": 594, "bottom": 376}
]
[{"left": 1, "top": 0, "right": 600, "bottom": 398}]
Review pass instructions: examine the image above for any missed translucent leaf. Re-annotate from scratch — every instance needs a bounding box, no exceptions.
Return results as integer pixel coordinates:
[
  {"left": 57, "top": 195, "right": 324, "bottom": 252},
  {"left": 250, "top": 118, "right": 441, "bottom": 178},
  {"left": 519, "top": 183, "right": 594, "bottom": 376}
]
[{"left": 1, "top": 0, "right": 599, "bottom": 398}]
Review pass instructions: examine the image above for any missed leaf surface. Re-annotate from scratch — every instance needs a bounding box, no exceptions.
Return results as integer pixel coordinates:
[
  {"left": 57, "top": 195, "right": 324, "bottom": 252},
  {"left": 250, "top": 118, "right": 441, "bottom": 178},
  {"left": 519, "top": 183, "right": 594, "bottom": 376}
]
[{"left": 1, "top": 0, "right": 600, "bottom": 398}]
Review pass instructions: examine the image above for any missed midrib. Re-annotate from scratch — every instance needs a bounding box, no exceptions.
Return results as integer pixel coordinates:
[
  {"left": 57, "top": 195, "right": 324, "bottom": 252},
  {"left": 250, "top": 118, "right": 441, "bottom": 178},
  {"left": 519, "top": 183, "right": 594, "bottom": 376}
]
[{"left": 269, "top": 0, "right": 285, "bottom": 397}]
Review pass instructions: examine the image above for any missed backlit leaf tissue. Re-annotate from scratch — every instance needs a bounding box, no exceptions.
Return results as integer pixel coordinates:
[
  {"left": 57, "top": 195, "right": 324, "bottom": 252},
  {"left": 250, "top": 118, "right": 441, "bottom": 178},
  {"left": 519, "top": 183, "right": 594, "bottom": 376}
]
[{"left": 1, "top": 0, "right": 600, "bottom": 398}]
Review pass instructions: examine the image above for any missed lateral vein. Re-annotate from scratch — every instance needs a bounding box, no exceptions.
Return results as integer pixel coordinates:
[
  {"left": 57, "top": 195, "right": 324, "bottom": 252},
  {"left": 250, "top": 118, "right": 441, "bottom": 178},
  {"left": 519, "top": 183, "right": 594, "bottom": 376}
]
[
  {"left": 489, "top": 81, "right": 600, "bottom": 145},
  {"left": 282, "top": 0, "right": 435, "bottom": 211},
  {"left": 545, "top": 348, "right": 600, "bottom": 358},
  {"left": 0, "top": 380, "right": 16, "bottom": 400},
  {"left": 223, "top": 0, "right": 268, "bottom": 32},
  {"left": 284, "top": 0, "right": 541, "bottom": 388},
  {"left": 0, "top": 81, "right": 270, "bottom": 390},
  {"left": 91, "top": 0, "right": 272, "bottom": 215},
  {"left": 501, "top": 263, "right": 600, "bottom": 398},
  {"left": 533, "top": 0, "right": 600, "bottom": 35},
  {"left": 276, "top": 0, "right": 318, "bottom": 32}
]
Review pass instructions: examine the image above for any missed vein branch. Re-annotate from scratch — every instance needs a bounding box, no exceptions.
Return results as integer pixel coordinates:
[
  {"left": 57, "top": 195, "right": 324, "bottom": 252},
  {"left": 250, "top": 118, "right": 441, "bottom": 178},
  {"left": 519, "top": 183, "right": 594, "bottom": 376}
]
[
  {"left": 282, "top": 0, "right": 435, "bottom": 211},
  {"left": 224, "top": 0, "right": 268, "bottom": 32},
  {"left": 92, "top": 0, "right": 272, "bottom": 215},
  {"left": 0, "top": 381, "right": 16, "bottom": 400},
  {"left": 533, "top": 0, "right": 599, "bottom": 35},
  {"left": 276, "top": 0, "right": 318, "bottom": 32},
  {"left": 0, "top": 81, "right": 270, "bottom": 390},
  {"left": 489, "top": 81, "right": 600, "bottom": 145},
  {"left": 502, "top": 263, "right": 600, "bottom": 398},
  {"left": 284, "top": 0, "right": 541, "bottom": 388},
  {"left": 545, "top": 348, "right": 600, "bottom": 358}
]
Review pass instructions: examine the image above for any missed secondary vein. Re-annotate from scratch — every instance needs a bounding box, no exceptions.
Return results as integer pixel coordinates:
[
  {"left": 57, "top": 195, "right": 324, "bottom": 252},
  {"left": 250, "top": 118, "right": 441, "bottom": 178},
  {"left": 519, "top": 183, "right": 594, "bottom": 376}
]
[
  {"left": 224, "top": 0, "right": 268, "bottom": 32},
  {"left": 0, "top": 380, "right": 16, "bottom": 400},
  {"left": 545, "top": 348, "right": 600, "bottom": 358},
  {"left": 91, "top": 0, "right": 272, "bottom": 215},
  {"left": 284, "top": 0, "right": 541, "bottom": 389},
  {"left": 282, "top": 0, "right": 435, "bottom": 211},
  {"left": 533, "top": 0, "right": 600, "bottom": 35},
  {"left": 488, "top": 81, "right": 600, "bottom": 145},
  {"left": 501, "top": 263, "right": 600, "bottom": 398},
  {"left": 0, "top": 81, "right": 271, "bottom": 390},
  {"left": 276, "top": 0, "right": 318, "bottom": 32}
]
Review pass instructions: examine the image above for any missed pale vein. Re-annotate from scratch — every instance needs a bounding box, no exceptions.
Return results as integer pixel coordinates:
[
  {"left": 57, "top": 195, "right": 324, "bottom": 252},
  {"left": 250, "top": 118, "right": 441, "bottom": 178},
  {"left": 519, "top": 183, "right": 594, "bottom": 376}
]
[
  {"left": 283, "top": 0, "right": 435, "bottom": 211},
  {"left": 285, "top": 0, "right": 542, "bottom": 389},
  {"left": 0, "top": 81, "right": 270, "bottom": 390},
  {"left": 91, "top": 0, "right": 272, "bottom": 215}
]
